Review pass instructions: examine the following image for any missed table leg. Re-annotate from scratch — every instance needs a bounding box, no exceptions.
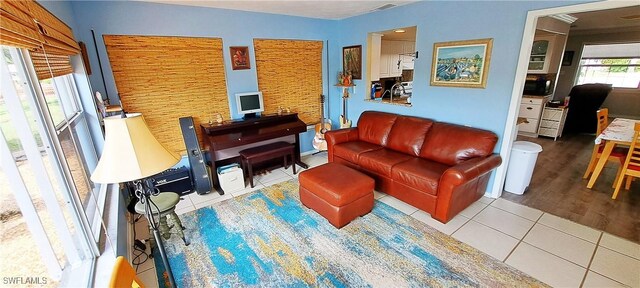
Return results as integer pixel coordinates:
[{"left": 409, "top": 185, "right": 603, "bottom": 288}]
[{"left": 587, "top": 141, "right": 614, "bottom": 189}]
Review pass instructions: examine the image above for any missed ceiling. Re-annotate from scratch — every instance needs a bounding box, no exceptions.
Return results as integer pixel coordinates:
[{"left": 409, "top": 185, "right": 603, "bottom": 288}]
[
  {"left": 566, "top": 5, "right": 640, "bottom": 34},
  {"left": 377, "top": 26, "right": 416, "bottom": 41},
  {"left": 136, "top": 0, "right": 417, "bottom": 20}
]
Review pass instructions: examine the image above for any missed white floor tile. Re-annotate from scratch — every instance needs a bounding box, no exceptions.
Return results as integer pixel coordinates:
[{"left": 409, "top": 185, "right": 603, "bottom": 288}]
[
  {"left": 491, "top": 198, "right": 543, "bottom": 221},
  {"left": 189, "top": 191, "right": 230, "bottom": 205},
  {"left": 377, "top": 196, "right": 418, "bottom": 215},
  {"left": 373, "top": 190, "right": 387, "bottom": 200},
  {"left": 599, "top": 233, "right": 640, "bottom": 260},
  {"left": 134, "top": 217, "right": 150, "bottom": 240},
  {"left": 411, "top": 210, "right": 469, "bottom": 235},
  {"left": 193, "top": 193, "right": 233, "bottom": 209},
  {"left": 136, "top": 266, "right": 158, "bottom": 287},
  {"left": 537, "top": 213, "right": 601, "bottom": 243},
  {"left": 523, "top": 224, "right": 596, "bottom": 267},
  {"left": 473, "top": 206, "right": 534, "bottom": 239},
  {"left": 478, "top": 196, "right": 495, "bottom": 205},
  {"left": 452, "top": 220, "right": 519, "bottom": 261},
  {"left": 590, "top": 247, "right": 640, "bottom": 287},
  {"left": 253, "top": 169, "right": 290, "bottom": 184},
  {"left": 505, "top": 242, "right": 586, "bottom": 288},
  {"left": 459, "top": 201, "right": 488, "bottom": 218},
  {"left": 174, "top": 195, "right": 194, "bottom": 211},
  {"left": 582, "top": 271, "right": 627, "bottom": 288}
]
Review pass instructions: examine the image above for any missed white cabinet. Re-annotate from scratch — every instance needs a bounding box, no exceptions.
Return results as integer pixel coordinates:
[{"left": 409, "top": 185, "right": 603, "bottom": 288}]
[
  {"left": 380, "top": 40, "right": 404, "bottom": 78},
  {"left": 369, "top": 33, "right": 383, "bottom": 81},
  {"left": 538, "top": 106, "right": 568, "bottom": 141},
  {"left": 527, "top": 34, "right": 566, "bottom": 74},
  {"left": 518, "top": 96, "right": 549, "bottom": 137}
]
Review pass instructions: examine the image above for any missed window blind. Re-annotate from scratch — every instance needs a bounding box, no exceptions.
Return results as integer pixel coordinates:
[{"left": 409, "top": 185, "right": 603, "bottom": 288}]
[
  {"left": 103, "top": 35, "right": 230, "bottom": 154},
  {"left": 1, "top": 0, "right": 80, "bottom": 80},
  {"left": 254, "top": 39, "right": 323, "bottom": 125}
]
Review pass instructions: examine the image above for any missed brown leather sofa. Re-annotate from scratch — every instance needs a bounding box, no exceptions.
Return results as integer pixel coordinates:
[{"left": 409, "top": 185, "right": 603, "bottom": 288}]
[{"left": 325, "top": 111, "right": 502, "bottom": 223}]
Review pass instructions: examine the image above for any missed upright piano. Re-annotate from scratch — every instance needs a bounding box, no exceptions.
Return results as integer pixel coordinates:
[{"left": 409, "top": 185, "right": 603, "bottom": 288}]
[{"left": 200, "top": 112, "right": 309, "bottom": 194}]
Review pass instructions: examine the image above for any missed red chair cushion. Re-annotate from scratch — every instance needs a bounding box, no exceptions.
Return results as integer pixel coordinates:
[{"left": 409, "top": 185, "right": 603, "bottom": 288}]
[{"left": 598, "top": 145, "right": 629, "bottom": 158}]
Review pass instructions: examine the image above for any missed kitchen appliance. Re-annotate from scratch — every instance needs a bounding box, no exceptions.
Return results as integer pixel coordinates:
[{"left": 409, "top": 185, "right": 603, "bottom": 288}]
[
  {"left": 371, "top": 83, "right": 382, "bottom": 99},
  {"left": 401, "top": 81, "right": 413, "bottom": 96},
  {"left": 523, "top": 75, "right": 552, "bottom": 96}
]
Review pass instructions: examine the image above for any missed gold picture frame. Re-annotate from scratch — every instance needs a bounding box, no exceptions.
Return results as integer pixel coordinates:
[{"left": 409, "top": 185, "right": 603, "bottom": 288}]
[{"left": 430, "top": 38, "right": 493, "bottom": 88}]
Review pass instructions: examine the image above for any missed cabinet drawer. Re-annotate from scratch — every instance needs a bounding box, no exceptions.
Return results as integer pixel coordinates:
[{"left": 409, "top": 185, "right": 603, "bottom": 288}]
[
  {"left": 518, "top": 119, "right": 539, "bottom": 133},
  {"left": 521, "top": 97, "right": 544, "bottom": 105},
  {"left": 538, "top": 127, "right": 558, "bottom": 137},
  {"left": 540, "top": 119, "right": 560, "bottom": 129},
  {"left": 519, "top": 104, "right": 542, "bottom": 118},
  {"left": 542, "top": 108, "right": 563, "bottom": 120}
]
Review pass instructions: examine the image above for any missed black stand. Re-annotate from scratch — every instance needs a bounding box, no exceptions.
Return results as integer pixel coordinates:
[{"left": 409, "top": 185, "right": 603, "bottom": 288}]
[
  {"left": 134, "top": 179, "right": 176, "bottom": 288},
  {"left": 242, "top": 112, "right": 259, "bottom": 120}
]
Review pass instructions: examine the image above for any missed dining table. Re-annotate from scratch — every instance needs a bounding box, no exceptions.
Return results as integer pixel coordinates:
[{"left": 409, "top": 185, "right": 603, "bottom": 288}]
[{"left": 587, "top": 118, "right": 640, "bottom": 188}]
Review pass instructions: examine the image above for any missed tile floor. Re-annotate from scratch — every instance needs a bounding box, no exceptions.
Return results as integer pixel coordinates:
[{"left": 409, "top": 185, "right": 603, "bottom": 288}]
[{"left": 133, "top": 153, "right": 640, "bottom": 288}]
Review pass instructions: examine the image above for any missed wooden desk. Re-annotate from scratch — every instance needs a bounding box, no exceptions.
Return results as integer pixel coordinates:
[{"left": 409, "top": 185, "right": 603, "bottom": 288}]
[
  {"left": 200, "top": 113, "right": 308, "bottom": 193},
  {"left": 587, "top": 118, "right": 639, "bottom": 188}
]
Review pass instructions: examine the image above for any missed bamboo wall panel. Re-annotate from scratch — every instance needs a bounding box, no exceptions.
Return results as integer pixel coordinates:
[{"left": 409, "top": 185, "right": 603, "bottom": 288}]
[
  {"left": 103, "top": 35, "right": 229, "bottom": 154},
  {"left": 254, "top": 39, "right": 322, "bottom": 125}
]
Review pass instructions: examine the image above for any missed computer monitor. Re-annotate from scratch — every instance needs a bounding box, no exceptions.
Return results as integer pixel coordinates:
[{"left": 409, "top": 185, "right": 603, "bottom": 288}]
[{"left": 235, "top": 91, "right": 264, "bottom": 119}]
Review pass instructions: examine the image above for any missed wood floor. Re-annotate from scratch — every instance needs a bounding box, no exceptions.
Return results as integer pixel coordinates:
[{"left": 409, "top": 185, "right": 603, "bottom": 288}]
[{"left": 501, "top": 133, "right": 639, "bottom": 243}]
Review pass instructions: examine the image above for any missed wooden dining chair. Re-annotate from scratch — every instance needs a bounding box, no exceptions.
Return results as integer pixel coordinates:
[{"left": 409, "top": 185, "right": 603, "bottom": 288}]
[
  {"left": 612, "top": 123, "right": 640, "bottom": 199},
  {"left": 582, "top": 108, "right": 628, "bottom": 182}
]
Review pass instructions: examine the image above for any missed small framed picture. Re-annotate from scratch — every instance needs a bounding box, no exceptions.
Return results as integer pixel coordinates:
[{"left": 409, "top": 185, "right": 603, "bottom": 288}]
[
  {"left": 343, "top": 45, "right": 362, "bottom": 80},
  {"left": 430, "top": 38, "right": 493, "bottom": 88},
  {"left": 229, "top": 46, "right": 250, "bottom": 70}
]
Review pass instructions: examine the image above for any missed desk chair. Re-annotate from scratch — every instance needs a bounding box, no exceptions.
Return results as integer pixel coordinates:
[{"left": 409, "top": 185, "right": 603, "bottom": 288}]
[
  {"left": 583, "top": 108, "right": 627, "bottom": 186},
  {"left": 612, "top": 123, "right": 640, "bottom": 199}
]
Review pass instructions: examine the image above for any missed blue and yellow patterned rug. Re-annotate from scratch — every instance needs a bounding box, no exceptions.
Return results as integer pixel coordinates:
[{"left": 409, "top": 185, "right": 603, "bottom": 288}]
[{"left": 155, "top": 180, "right": 545, "bottom": 287}]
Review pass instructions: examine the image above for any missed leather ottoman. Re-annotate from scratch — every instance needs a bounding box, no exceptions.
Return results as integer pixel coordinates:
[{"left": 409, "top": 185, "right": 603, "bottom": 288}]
[{"left": 299, "top": 163, "right": 374, "bottom": 228}]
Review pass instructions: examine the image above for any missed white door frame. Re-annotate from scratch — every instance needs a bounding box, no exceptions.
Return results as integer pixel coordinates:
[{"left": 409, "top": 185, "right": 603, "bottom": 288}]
[{"left": 490, "top": 0, "right": 639, "bottom": 198}]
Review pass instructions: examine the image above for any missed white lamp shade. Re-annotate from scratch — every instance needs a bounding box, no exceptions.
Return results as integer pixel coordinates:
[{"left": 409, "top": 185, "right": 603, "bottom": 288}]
[{"left": 90, "top": 113, "right": 180, "bottom": 183}]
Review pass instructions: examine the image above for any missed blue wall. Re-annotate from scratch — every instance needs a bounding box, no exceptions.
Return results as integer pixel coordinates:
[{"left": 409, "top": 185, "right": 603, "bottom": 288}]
[
  {"left": 66, "top": 0, "right": 592, "bottom": 156},
  {"left": 70, "top": 1, "right": 338, "bottom": 152}
]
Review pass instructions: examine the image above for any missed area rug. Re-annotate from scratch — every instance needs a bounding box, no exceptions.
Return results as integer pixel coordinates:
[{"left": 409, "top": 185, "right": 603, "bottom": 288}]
[{"left": 154, "top": 180, "right": 546, "bottom": 287}]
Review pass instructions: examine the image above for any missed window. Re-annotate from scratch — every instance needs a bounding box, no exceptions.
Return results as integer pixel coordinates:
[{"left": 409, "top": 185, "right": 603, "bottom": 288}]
[
  {"left": 576, "top": 43, "right": 640, "bottom": 88},
  {"left": 1, "top": 46, "right": 100, "bottom": 286}
]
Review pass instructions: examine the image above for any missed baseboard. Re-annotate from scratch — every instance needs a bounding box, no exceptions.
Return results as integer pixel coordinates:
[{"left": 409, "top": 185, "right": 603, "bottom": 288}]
[{"left": 301, "top": 150, "right": 318, "bottom": 156}]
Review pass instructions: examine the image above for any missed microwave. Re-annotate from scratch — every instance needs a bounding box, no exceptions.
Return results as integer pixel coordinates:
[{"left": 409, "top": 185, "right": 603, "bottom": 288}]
[{"left": 523, "top": 75, "right": 552, "bottom": 96}]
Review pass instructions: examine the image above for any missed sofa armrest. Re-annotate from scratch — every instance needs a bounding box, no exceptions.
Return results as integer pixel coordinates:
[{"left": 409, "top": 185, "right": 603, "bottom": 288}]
[
  {"left": 434, "top": 154, "right": 502, "bottom": 222},
  {"left": 325, "top": 128, "right": 359, "bottom": 162}
]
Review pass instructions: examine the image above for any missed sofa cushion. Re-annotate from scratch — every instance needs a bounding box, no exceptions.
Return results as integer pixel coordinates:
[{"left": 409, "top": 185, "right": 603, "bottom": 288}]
[
  {"left": 334, "top": 141, "right": 383, "bottom": 163},
  {"left": 392, "top": 158, "right": 450, "bottom": 196},
  {"left": 386, "top": 116, "right": 434, "bottom": 156},
  {"left": 420, "top": 122, "right": 498, "bottom": 166},
  {"left": 359, "top": 149, "right": 412, "bottom": 177},
  {"left": 357, "top": 111, "right": 398, "bottom": 146}
]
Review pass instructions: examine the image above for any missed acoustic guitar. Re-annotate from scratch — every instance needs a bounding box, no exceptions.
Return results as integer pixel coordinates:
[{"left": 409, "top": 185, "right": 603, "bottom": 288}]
[{"left": 313, "top": 94, "right": 331, "bottom": 151}]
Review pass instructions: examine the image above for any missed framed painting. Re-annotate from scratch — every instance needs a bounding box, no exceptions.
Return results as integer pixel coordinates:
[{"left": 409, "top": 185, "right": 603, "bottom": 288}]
[
  {"left": 230, "top": 46, "right": 250, "bottom": 70},
  {"left": 343, "top": 45, "right": 362, "bottom": 80},
  {"left": 430, "top": 38, "right": 493, "bottom": 88}
]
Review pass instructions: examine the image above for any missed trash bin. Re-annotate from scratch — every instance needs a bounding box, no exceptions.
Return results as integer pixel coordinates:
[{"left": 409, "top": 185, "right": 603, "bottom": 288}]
[
  {"left": 504, "top": 141, "right": 543, "bottom": 194},
  {"left": 217, "top": 163, "right": 245, "bottom": 193}
]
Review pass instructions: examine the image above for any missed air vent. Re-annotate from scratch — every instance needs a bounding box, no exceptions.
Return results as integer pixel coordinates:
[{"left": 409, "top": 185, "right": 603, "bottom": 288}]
[
  {"left": 550, "top": 14, "right": 578, "bottom": 24},
  {"left": 375, "top": 4, "right": 397, "bottom": 11},
  {"left": 620, "top": 14, "right": 640, "bottom": 20}
]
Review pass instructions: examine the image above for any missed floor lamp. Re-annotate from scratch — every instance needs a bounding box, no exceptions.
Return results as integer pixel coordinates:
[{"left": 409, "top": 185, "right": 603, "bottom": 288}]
[{"left": 91, "top": 113, "right": 181, "bottom": 288}]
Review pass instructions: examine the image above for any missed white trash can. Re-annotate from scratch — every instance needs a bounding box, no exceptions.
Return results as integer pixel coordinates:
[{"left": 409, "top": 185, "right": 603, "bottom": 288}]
[
  {"left": 504, "top": 141, "right": 543, "bottom": 195},
  {"left": 217, "top": 163, "right": 245, "bottom": 193}
]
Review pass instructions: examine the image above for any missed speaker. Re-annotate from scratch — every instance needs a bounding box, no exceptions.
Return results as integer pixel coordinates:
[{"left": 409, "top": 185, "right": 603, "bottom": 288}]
[{"left": 151, "top": 166, "right": 193, "bottom": 196}]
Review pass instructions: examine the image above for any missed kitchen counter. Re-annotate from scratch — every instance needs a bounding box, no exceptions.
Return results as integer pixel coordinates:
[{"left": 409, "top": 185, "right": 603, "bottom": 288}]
[{"left": 365, "top": 98, "right": 412, "bottom": 107}]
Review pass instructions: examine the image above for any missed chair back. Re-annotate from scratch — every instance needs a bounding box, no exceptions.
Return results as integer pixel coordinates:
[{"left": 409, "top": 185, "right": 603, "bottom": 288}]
[
  {"left": 625, "top": 122, "right": 640, "bottom": 169},
  {"left": 596, "top": 108, "right": 609, "bottom": 135},
  {"left": 109, "top": 256, "right": 145, "bottom": 288}
]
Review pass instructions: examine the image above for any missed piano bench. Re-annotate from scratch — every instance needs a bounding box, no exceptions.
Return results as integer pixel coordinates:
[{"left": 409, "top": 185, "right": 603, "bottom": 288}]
[{"left": 238, "top": 141, "right": 296, "bottom": 188}]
